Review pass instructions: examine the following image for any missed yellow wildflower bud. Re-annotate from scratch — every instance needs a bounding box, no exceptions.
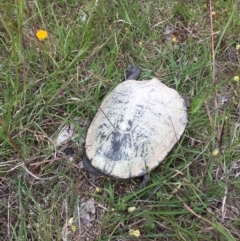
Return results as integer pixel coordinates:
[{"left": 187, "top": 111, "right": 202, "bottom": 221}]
[
  {"left": 125, "top": 28, "right": 130, "bottom": 34},
  {"left": 211, "top": 11, "right": 216, "bottom": 16},
  {"left": 233, "top": 76, "right": 239, "bottom": 82},
  {"left": 129, "top": 229, "right": 140, "bottom": 237},
  {"left": 68, "top": 217, "right": 73, "bottom": 225},
  {"left": 68, "top": 217, "right": 76, "bottom": 232},
  {"left": 95, "top": 187, "right": 101, "bottom": 193},
  {"left": 128, "top": 206, "right": 136, "bottom": 213},
  {"left": 236, "top": 44, "right": 240, "bottom": 50},
  {"left": 212, "top": 149, "right": 219, "bottom": 157},
  {"left": 172, "top": 36, "right": 178, "bottom": 43}
]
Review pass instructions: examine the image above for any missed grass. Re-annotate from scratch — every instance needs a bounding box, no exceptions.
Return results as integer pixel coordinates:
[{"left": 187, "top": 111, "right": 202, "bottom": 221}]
[{"left": 0, "top": 0, "right": 240, "bottom": 240}]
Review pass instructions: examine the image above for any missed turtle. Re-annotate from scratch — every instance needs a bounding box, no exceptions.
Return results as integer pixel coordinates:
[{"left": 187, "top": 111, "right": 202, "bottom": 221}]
[{"left": 83, "top": 65, "right": 188, "bottom": 186}]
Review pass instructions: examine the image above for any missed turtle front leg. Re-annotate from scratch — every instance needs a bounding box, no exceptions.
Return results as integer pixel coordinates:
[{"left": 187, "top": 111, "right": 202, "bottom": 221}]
[
  {"left": 139, "top": 173, "right": 150, "bottom": 188},
  {"left": 82, "top": 154, "right": 102, "bottom": 180}
]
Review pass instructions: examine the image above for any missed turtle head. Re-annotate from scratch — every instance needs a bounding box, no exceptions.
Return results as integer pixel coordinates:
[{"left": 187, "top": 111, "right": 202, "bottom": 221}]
[{"left": 126, "top": 65, "right": 141, "bottom": 80}]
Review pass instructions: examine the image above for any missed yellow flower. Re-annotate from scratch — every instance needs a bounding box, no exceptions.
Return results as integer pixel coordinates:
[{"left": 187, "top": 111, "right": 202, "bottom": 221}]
[
  {"left": 36, "top": 29, "right": 48, "bottom": 41},
  {"left": 129, "top": 229, "right": 140, "bottom": 237},
  {"left": 172, "top": 36, "right": 178, "bottom": 43},
  {"left": 236, "top": 44, "right": 240, "bottom": 50},
  {"left": 233, "top": 76, "right": 239, "bottom": 81},
  {"left": 68, "top": 217, "right": 76, "bottom": 232},
  {"left": 71, "top": 225, "right": 76, "bottom": 232}
]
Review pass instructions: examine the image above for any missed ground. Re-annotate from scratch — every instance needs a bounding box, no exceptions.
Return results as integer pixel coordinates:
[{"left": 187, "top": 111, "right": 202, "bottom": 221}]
[{"left": 0, "top": 0, "right": 240, "bottom": 240}]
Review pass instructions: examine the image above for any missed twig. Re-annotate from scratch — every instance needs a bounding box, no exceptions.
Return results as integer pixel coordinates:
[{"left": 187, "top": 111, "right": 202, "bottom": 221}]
[
  {"left": 209, "top": 0, "right": 223, "bottom": 155},
  {"left": 209, "top": 0, "right": 216, "bottom": 86}
]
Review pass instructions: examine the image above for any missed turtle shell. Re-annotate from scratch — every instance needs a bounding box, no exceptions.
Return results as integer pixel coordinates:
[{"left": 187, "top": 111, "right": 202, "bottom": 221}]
[{"left": 85, "top": 78, "right": 188, "bottom": 179}]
